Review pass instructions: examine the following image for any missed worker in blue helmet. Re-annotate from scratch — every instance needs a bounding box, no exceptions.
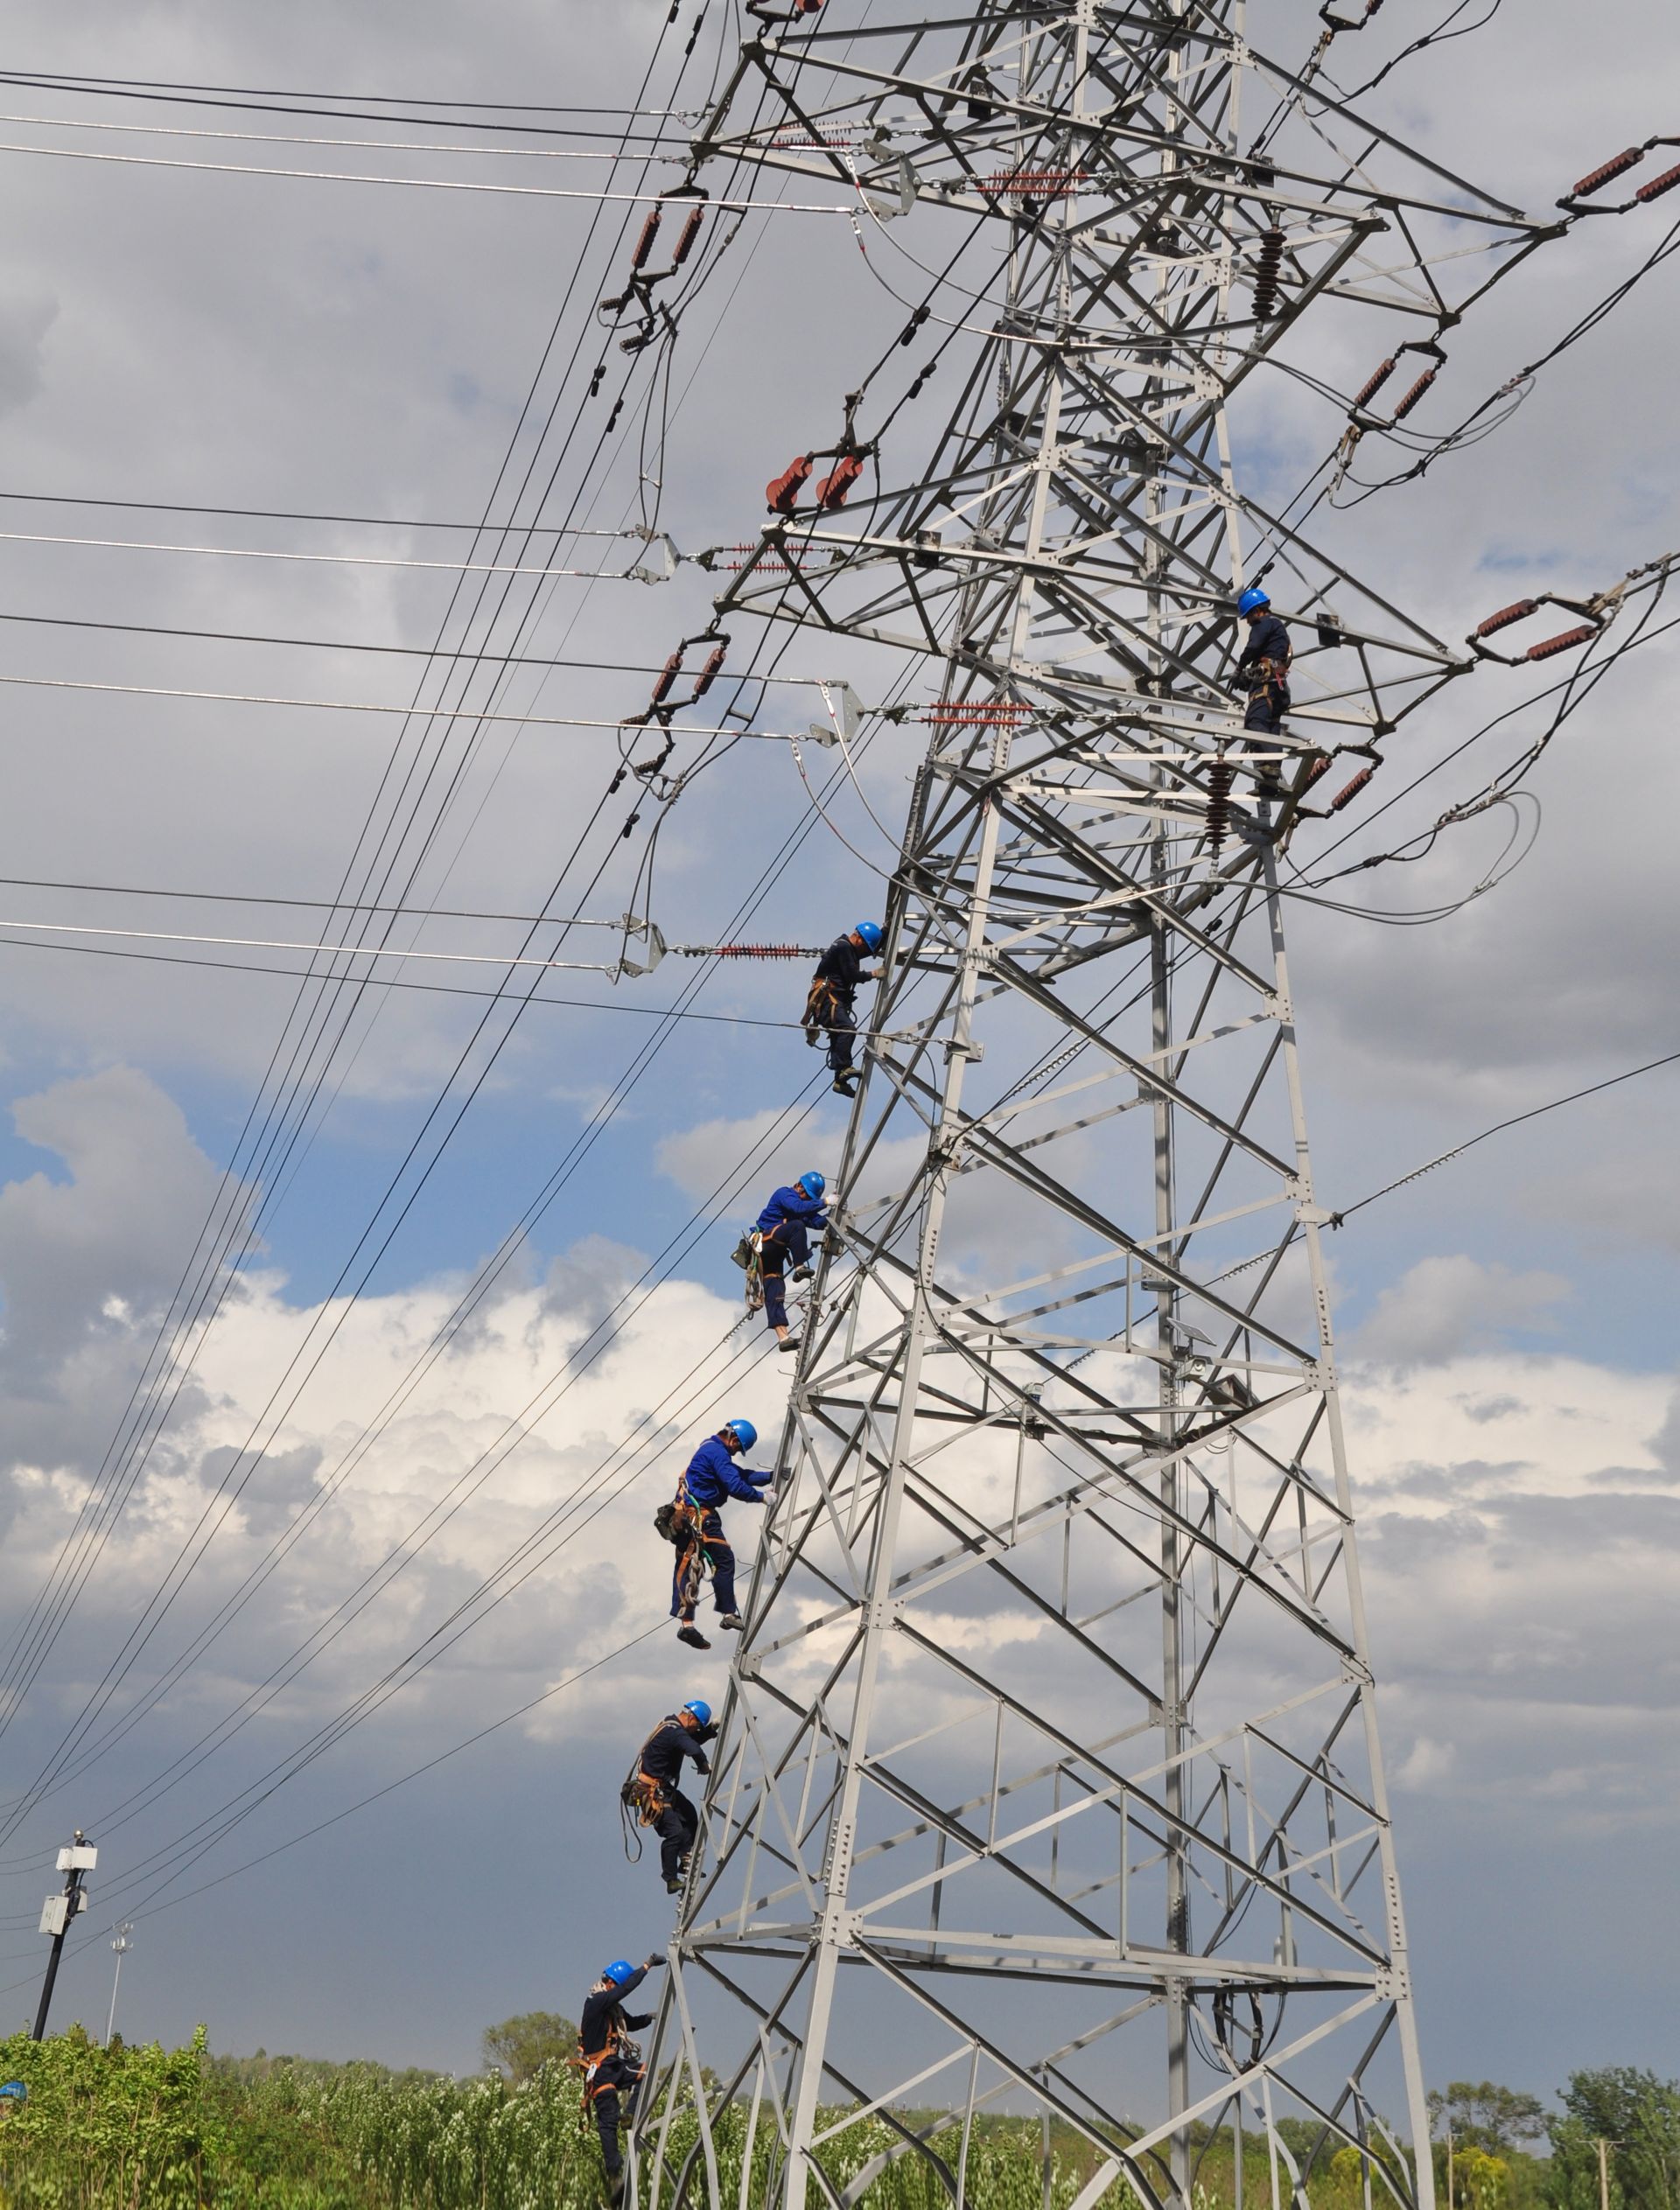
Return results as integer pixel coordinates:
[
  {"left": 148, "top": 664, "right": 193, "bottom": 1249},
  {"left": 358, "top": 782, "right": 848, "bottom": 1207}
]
[
  {"left": 580, "top": 1953, "right": 664, "bottom": 2199},
  {"left": 668, "top": 1421, "right": 776, "bottom": 1649},
  {"left": 1231, "top": 586, "right": 1292, "bottom": 744},
  {"left": 803, "top": 923, "right": 883, "bottom": 1096},
  {"left": 752, "top": 1171, "right": 830, "bottom": 1353},
  {"left": 622, "top": 1698, "right": 718, "bottom": 1894}
]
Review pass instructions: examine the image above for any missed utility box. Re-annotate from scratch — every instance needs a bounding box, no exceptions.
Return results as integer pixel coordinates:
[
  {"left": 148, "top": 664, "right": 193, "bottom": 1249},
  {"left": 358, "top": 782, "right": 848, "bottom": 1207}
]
[
  {"left": 40, "top": 1891, "right": 90, "bottom": 1933},
  {"left": 56, "top": 1845, "right": 97, "bottom": 1873}
]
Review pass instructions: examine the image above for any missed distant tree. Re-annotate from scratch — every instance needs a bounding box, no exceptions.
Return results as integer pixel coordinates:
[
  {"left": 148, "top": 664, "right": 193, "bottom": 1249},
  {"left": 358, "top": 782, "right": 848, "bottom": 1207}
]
[
  {"left": 1459, "top": 2148, "right": 1515, "bottom": 2210},
  {"left": 1327, "top": 2137, "right": 1411, "bottom": 2190},
  {"left": 1546, "top": 2069, "right": 1680, "bottom": 2210},
  {"left": 480, "top": 2012, "right": 578, "bottom": 2087},
  {"left": 1431, "top": 2085, "right": 1549, "bottom": 2157}
]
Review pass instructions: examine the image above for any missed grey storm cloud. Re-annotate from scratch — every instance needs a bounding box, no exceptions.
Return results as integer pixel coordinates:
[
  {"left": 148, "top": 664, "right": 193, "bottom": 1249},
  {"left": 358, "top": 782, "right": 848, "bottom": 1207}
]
[
  {"left": 0, "top": 283, "right": 57, "bottom": 416},
  {"left": 0, "top": 1067, "right": 251, "bottom": 1493}
]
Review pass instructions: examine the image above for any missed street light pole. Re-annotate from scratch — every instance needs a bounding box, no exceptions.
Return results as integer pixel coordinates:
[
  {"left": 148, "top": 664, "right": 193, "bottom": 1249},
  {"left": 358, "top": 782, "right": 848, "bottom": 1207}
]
[{"left": 106, "top": 1923, "right": 133, "bottom": 2047}]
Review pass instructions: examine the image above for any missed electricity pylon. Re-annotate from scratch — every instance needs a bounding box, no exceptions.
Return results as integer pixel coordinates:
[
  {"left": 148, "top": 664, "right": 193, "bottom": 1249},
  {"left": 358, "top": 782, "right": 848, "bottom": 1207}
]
[{"left": 638, "top": 6, "right": 1545, "bottom": 2205}]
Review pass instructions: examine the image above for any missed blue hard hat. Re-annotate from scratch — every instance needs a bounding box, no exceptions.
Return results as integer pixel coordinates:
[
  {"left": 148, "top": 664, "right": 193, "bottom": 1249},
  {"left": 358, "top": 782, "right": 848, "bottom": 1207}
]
[
  {"left": 724, "top": 1418, "right": 758, "bottom": 1451},
  {"left": 1237, "top": 587, "right": 1270, "bottom": 616},
  {"left": 853, "top": 921, "right": 883, "bottom": 951},
  {"left": 603, "top": 1960, "right": 636, "bottom": 1988},
  {"left": 798, "top": 1171, "right": 826, "bottom": 1200},
  {"left": 0, "top": 2082, "right": 24, "bottom": 2101},
  {"left": 682, "top": 1700, "right": 712, "bottom": 1725}
]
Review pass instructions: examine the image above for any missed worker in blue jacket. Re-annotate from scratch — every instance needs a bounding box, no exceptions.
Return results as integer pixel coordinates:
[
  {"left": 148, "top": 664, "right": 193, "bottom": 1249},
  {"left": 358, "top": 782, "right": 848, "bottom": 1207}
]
[
  {"left": 803, "top": 921, "right": 882, "bottom": 1095},
  {"left": 1232, "top": 586, "right": 1292, "bottom": 736},
  {"left": 623, "top": 1698, "right": 717, "bottom": 1894},
  {"left": 579, "top": 1954, "right": 663, "bottom": 2200},
  {"left": 670, "top": 1419, "right": 776, "bottom": 1650},
  {"left": 755, "top": 1171, "right": 829, "bottom": 1353}
]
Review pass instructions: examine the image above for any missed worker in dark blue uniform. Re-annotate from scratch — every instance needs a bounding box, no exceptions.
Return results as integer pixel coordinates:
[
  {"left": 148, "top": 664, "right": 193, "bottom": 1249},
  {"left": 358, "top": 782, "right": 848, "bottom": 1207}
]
[
  {"left": 755, "top": 1171, "right": 829, "bottom": 1353},
  {"left": 803, "top": 922, "right": 882, "bottom": 1096},
  {"left": 1232, "top": 586, "right": 1292, "bottom": 740},
  {"left": 624, "top": 1699, "right": 717, "bottom": 1894},
  {"left": 579, "top": 1954, "right": 663, "bottom": 2201},
  {"left": 670, "top": 1419, "right": 776, "bottom": 1650}
]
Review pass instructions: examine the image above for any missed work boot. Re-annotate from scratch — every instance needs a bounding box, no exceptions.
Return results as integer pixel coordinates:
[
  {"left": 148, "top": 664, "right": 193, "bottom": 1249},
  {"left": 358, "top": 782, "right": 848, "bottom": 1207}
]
[
  {"left": 778, "top": 1334, "right": 803, "bottom": 1354},
  {"left": 717, "top": 1612, "right": 746, "bottom": 1632},
  {"left": 664, "top": 1877, "right": 683, "bottom": 1896},
  {"left": 831, "top": 1074, "right": 858, "bottom": 1096},
  {"left": 676, "top": 1625, "right": 711, "bottom": 1650},
  {"left": 791, "top": 1265, "right": 813, "bottom": 1283},
  {"left": 608, "top": 2176, "right": 626, "bottom": 2206}
]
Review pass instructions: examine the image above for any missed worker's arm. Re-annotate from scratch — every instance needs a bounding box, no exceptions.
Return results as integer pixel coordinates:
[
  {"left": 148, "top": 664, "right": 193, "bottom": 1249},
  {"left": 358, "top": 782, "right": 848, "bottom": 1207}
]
[
  {"left": 690, "top": 1437, "right": 772, "bottom": 1505},
  {"left": 1237, "top": 616, "right": 1291, "bottom": 675},
  {"left": 816, "top": 939, "right": 866, "bottom": 990},
  {"left": 580, "top": 1987, "right": 630, "bottom": 2046},
  {"left": 718, "top": 1459, "right": 774, "bottom": 1504}
]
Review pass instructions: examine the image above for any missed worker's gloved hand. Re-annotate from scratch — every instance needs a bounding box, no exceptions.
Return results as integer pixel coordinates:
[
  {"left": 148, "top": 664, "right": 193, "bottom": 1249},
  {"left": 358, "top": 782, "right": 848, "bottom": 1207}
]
[
  {"left": 643, "top": 1954, "right": 667, "bottom": 1972},
  {"left": 694, "top": 1754, "right": 710, "bottom": 1775}
]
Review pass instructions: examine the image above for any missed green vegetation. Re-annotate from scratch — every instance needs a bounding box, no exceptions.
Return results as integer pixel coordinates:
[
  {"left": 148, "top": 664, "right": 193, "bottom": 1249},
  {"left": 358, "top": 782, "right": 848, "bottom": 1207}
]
[
  {"left": 1544, "top": 2069, "right": 1680, "bottom": 2210},
  {"left": 480, "top": 2012, "right": 580, "bottom": 2088},
  {"left": 0, "top": 2031, "right": 1671, "bottom": 2210}
]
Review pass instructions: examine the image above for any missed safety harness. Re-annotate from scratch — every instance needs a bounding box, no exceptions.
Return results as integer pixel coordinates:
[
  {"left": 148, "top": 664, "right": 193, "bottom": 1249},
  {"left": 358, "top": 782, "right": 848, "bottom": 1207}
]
[
  {"left": 802, "top": 974, "right": 850, "bottom": 1046},
  {"left": 730, "top": 1230, "right": 767, "bottom": 1313},
  {"left": 618, "top": 1717, "right": 682, "bottom": 1861},
  {"left": 1242, "top": 648, "right": 1292, "bottom": 713},
  {"left": 570, "top": 2003, "right": 644, "bottom": 2123},
  {"left": 654, "top": 1474, "right": 714, "bottom": 1624}
]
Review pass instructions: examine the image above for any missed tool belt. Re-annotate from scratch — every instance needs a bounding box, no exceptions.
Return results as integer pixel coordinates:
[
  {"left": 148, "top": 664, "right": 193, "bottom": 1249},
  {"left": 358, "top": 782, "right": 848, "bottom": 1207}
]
[
  {"left": 573, "top": 2032, "right": 643, "bottom": 2111},
  {"left": 802, "top": 977, "right": 850, "bottom": 1043},
  {"left": 654, "top": 1479, "right": 696, "bottom": 1547},
  {"left": 621, "top": 1770, "right": 667, "bottom": 1826},
  {"left": 1243, "top": 654, "right": 1291, "bottom": 697},
  {"left": 731, "top": 1230, "right": 766, "bottom": 1311}
]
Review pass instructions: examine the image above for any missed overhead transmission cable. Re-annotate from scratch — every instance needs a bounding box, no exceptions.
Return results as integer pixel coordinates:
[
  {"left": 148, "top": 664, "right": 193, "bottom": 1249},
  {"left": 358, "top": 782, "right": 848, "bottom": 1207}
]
[
  {"left": 0, "top": 112, "right": 694, "bottom": 159},
  {"left": 0, "top": 135, "right": 860, "bottom": 209},
  {"left": 0, "top": 601, "right": 909, "bottom": 1847},
  {"left": 14, "top": 1074, "right": 829, "bottom": 1843},
  {"left": 0, "top": 66, "right": 698, "bottom": 129},
  {"left": 0, "top": 0, "right": 714, "bottom": 1775},
  {"left": 0, "top": 397, "right": 892, "bottom": 1847}
]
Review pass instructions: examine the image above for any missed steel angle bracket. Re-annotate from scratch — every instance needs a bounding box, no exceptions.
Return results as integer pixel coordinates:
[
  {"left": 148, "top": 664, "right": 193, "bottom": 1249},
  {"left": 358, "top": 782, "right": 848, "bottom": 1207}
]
[{"left": 615, "top": 914, "right": 668, "bottom": 978}]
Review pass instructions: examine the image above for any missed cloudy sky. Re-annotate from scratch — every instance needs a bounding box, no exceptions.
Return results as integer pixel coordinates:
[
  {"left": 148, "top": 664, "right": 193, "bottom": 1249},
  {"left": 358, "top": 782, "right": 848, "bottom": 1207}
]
[{"left": 0, "top": 0, "right": 1674, "bottom": 2118}]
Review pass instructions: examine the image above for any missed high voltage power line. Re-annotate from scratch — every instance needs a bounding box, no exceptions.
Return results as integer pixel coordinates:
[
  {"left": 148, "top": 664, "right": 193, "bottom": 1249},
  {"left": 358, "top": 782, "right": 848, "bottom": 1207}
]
[
  {"left": 0, "top": 0, "right": 737, "bottom": 1788},
  {"left": 0, "top": 21, "right": 906, "bottom": 1864}
]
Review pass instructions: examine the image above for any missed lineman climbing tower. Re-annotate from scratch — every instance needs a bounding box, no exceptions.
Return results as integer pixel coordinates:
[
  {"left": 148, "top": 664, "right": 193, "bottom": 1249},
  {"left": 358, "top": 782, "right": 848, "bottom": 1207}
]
[{"left": 639, "top": 3, "right": 1546, "bottom": 2203}]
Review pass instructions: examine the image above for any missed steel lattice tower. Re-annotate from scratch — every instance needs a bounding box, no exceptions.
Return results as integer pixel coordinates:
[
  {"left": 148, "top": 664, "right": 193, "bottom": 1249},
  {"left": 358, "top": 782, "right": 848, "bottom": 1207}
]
[{"left": 637, "top": 5, "right": 1545, "bottom": 2205}]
